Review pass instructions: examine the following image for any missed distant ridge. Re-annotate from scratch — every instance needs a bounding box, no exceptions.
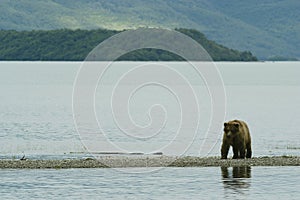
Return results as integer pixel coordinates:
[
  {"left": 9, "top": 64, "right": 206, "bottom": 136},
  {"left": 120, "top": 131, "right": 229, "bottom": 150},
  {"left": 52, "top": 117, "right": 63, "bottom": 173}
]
[{"left": 0, "top": 28, "right": 257, "bottom": 61}]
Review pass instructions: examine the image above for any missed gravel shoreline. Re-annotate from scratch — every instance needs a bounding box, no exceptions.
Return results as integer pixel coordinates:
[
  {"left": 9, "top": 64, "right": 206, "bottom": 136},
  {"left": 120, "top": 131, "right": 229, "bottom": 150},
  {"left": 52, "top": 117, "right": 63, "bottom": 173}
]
[{"left": 0, "top": 156, "right": 299, "bottom": 169}]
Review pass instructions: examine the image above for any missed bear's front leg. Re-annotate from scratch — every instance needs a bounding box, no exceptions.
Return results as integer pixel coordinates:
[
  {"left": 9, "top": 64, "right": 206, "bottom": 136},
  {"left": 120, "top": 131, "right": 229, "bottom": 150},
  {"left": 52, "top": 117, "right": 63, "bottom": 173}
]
[
  {"left": 221, "top": 143, "right": 229, "bottom": 159},
  {"left": 232, "top": 145, "right": 239, "bottom": 159}
]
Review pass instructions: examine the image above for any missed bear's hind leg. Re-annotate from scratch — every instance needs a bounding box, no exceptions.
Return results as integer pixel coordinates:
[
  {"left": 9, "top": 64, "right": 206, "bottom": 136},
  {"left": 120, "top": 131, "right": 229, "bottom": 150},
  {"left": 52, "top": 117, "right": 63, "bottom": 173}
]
[
  {"left": 246, "top": 143, "right": 252, "bottom": 158},
  {"left": 239, "top": 145, "right": 246, "bottom": 159}
]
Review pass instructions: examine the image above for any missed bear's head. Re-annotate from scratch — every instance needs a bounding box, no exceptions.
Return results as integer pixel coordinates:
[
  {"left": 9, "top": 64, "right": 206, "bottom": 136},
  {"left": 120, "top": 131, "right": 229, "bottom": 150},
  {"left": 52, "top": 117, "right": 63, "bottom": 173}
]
[{"left": 223, "top": 121, "right": 240, "bottom": 139}]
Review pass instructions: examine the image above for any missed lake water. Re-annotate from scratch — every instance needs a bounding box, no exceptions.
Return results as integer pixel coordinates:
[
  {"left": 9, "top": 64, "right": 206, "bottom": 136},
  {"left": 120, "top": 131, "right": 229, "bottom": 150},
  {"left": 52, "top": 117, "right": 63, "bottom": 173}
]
[
  {"left": 1, "top": 167, "right": 299, "bottom": 199},
  {"left": 0, "top": 61, "right": 299, "bottom": 158},
  {"left": 0, "top": 61, "right": 299, "bottom": 199}
]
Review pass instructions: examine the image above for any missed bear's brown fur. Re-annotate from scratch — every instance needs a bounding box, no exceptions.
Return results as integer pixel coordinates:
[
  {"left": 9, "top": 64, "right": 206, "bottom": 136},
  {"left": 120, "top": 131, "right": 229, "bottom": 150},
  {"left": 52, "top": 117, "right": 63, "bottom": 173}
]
[{"left": 221, "top": 120, "right": 252, "bottom": 159}]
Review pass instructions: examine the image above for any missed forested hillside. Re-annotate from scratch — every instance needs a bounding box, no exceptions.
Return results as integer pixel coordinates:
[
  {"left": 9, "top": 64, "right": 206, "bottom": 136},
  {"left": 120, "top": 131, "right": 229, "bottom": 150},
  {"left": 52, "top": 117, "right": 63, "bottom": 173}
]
[{"left": 0, "top": 28, "right": 257, "bottom": 61}]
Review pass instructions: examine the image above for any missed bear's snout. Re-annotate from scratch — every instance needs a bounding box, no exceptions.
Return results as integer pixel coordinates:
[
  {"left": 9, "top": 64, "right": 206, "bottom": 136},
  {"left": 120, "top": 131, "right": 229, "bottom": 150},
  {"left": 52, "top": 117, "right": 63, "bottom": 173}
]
[{"left": 226, "top": 132, "right": 232, "bottom": 138}]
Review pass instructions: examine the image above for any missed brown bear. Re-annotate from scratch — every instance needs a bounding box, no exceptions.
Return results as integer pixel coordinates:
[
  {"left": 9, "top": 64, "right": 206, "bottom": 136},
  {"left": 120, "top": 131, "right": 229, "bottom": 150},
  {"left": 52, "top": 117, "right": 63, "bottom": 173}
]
[{"left": 221, "top": 120, "right": 252, "bottom": 159}]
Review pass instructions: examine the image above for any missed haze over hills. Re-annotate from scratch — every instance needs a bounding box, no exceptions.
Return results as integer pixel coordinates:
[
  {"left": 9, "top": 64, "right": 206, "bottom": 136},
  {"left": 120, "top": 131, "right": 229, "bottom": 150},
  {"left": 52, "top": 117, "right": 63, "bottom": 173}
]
[{"left": 0, "top": 0, "right": 299, "bottom": 60}]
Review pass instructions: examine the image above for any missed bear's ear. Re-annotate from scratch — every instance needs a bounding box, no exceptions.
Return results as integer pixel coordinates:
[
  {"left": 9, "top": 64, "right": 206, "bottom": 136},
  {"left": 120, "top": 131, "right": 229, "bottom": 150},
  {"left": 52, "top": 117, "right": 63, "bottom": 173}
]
[
  {"left": 224, "top": 122, "right": 228, "bottom": 127},
  {"left": 234, "top": 123, "right": 239, "bottom": 128}
]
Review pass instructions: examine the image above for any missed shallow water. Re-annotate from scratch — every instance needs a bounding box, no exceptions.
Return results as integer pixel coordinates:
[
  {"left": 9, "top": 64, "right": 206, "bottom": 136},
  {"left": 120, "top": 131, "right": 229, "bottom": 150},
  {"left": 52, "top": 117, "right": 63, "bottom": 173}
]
[
  {"left": 0, "top": 61, "right": 299, "bottom": 158},
  {"left": 0, "top": 167, "right": 299, "bottom": 199}
]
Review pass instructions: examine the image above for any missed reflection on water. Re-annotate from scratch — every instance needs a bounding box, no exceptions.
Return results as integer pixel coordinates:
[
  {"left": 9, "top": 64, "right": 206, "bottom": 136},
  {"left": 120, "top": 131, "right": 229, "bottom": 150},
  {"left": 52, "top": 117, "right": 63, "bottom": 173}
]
[
  {"left": 221, "top": 166, "right": 251, "bottom": 195},
  {"left": 1, "top": 167, "right": 300, "bottom": 199}
]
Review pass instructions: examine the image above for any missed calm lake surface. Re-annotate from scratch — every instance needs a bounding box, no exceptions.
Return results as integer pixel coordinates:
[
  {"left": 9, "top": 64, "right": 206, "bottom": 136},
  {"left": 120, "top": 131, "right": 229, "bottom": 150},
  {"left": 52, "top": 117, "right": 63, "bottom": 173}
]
[
  {"left": 0, "top": 61, "right": 299, "bottom": 199},
  {"left": 0, "top": 61, "right": 299, "bottom": 158},
  {"left": 1, "top": 167, "right": 299, "bottom": 199}
]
